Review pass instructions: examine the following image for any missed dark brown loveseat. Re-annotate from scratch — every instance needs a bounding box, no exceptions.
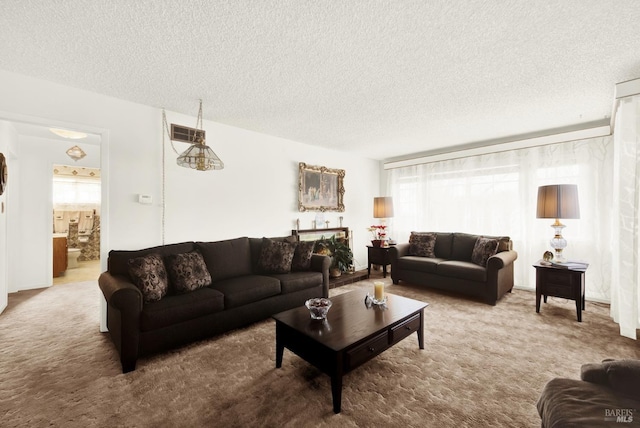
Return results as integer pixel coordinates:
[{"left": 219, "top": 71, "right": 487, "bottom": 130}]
[
  {"left": 537, "top": 359, "right": 640, "bottom": 427},
  {"left": 390, "top": 232, "right": 517, "bottom": 305},
  {"left": 99, "top": 236, "right": 329, "bottom": 373}
]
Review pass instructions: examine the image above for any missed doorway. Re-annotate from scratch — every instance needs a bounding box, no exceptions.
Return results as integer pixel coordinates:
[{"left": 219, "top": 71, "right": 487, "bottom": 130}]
[
  {"left": 52, "top": 164, "right": 102, "bottom": 286},
  {"left": 5, "top": 121, "right": 105, "bottom": 293}
]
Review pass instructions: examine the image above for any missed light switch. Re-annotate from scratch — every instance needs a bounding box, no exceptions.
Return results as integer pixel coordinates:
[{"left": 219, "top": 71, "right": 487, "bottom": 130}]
[{"left": 138, "top": 194, "right": 152, "bottom": 205}]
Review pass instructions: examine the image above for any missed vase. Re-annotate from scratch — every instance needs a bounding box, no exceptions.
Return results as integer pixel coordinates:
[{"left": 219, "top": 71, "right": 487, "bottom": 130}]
[
  {"left": 371, "top": 240, "right": 383, "bottom": 247},
  {"left": 330, "top": 267, "right": 342, "bottom": 278}
]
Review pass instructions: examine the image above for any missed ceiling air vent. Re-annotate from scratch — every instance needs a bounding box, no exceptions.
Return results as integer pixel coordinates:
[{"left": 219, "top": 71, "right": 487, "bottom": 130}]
[{"left": 170, "top": 123, "right": 205, "bottom": 143}]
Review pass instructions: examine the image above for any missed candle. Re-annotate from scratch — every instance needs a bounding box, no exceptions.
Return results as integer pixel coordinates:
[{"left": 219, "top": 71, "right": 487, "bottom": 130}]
[{"left": 374, "top": 281, "right": 385, "bottom": 301}]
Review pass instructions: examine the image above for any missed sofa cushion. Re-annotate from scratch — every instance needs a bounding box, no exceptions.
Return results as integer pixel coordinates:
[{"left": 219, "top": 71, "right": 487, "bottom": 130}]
[
  {"left": 109, "top": 242, "right": 195, "bottom": 278},
  {"left": 140, "top": 287, "right": 225, "bottom": 331},
  {"left": 471, "top": 237, "right": 499, "bottom": 267},
  {"left": 451, "top": 233, "right": 479, "bottom": 262},
  {"left": 257, "top": 238, "right": 296, "bottom": 274},
  {"left": 127, "top": 253, "right": 169, "bottom": 303},
  {"left": 268, "top": 271, "right": 323, "bottom": 294},
  {"left": 409, "top": 232, "right": 437, "bottom": 257},
  {"left": 397, "top": 256, "right": 445, "bottom": 274},
  {"left": 291, "top": 240, "right": 316, "bottom": 271},
  {"left": 210, "top": 275, "right": 281, "bottom": 309},
  {"left": 196, "top": 237, "right": 252, "bottom": 282},
  {"left": 164, "top": 250, "right": 212, "bottom": 294},
  {"left": 434, "top": 233, "right": 453, "bottom": 259},
  {"left": 436, "top": 260, "right": 487, "bottom": 282}
]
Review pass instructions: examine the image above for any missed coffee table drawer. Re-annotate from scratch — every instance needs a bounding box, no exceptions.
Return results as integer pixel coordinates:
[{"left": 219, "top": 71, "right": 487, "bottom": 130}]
[
  {"left": 346, "top": 331, "right": 389, "bottom": 369},
  {"left": 390, "top": 314, "right": 420, "bottom": 344}
]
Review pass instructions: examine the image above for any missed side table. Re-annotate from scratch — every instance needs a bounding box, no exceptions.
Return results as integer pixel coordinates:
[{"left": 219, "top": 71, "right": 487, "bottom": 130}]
[
  {"left": 367, "top": 245, "right": 392, "bottom": 278},
  {"left": 534, "top": 262, "right": 588, "bottom": 322}
]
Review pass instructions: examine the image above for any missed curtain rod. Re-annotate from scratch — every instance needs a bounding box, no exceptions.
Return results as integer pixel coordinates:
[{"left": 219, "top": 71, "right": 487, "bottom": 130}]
[{"left": 383, "top": 125, "right": 611, "bottom": 170}]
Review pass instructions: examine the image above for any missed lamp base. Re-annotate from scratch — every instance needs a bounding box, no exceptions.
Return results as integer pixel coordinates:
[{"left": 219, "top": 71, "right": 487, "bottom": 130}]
[{"left": 550, "top": 220, "right": 567, "bottom": 262}]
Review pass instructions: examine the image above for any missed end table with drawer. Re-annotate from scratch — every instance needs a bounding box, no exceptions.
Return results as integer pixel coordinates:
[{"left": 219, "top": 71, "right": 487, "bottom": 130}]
[
  {"left": 534, "top": 262, "right": 588, "bottom": 322},
  {"left": 367, "top": 245, "right": 393, "bottom": 278}
]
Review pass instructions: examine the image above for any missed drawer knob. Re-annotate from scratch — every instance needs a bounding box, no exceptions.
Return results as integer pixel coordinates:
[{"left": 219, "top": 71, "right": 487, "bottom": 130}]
[
  {"left": 405, "top": 326, "right": 411, "bottom": 330},
  {"left": 368, "top": 347, "right": 375, "bottom": 353}
]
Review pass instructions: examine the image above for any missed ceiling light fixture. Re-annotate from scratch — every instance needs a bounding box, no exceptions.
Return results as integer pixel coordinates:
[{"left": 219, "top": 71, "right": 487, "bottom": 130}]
[
  {"left": 50, "top": 128, "right": 88, "bottom": 139},
  {"left": 66, "top": 145, "right": 87, "bottom": 162},
  {"left": 162, "top": 100, "right": 224, "bottom": 171}
]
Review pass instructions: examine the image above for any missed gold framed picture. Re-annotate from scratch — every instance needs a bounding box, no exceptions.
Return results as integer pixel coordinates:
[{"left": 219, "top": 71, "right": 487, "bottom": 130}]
[{"left": 298, "top": 162, "right": 345, "bottom": 212}]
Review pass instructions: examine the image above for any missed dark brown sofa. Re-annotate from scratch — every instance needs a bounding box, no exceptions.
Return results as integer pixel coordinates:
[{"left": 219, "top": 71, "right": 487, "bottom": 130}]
[
  {"left": 537, "top": 359, "right": 640, "bottom": 427},
  {"left": 99, "top": 236, "right": 329, "bottom": 373},
  {"left": 390, "top": 232, "right": 517, "bottom": 305}
]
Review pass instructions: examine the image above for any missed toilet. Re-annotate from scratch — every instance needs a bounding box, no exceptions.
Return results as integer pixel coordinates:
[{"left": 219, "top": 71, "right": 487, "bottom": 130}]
[{"left": 68, "top": 248, "right": 81, "bottom": 269}]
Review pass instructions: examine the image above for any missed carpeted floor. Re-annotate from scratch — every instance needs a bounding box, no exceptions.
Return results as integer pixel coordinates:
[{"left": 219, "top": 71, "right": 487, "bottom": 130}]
[{"left": 1, "top": 279, "right": 638, "bottom": 427}]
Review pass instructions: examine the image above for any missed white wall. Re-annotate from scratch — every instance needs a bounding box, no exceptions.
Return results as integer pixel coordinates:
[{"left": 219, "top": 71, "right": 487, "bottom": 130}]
[
  {"left": 13, "top": 136, "right": 100, "bottom": 290},
  {"left": 0, "top": 120, "right": 18, "bottom": 310},
  {"left": 0, "top": 69, "right": 380, "bottom": 292}
]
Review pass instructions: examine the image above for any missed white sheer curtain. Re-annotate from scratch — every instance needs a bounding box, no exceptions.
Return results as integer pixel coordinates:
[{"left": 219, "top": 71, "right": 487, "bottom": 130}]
[
  {"left": 611, "top": 94, "right": 640, "bottom": 339},
  {"left": 387, "top": 137, "right": 613, "bottom": 301}
]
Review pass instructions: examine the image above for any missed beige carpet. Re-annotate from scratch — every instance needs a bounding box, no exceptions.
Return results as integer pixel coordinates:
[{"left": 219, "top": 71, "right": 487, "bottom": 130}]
[{"left": 1, "top": 279, "right": 638, "bottom": 427}]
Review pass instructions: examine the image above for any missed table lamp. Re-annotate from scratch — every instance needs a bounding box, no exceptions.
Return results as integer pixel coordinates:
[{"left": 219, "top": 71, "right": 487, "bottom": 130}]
[
  {"left": 536, "top": 184, "right": 580, "bottom": 262},
  {"left": 373, "top": 197, "right": 394, "bottom": 246}
]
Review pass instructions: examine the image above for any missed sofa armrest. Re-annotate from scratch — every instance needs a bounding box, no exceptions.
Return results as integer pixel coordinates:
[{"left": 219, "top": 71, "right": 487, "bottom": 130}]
[
  {"left": 98, "top": 271, "right": 143, "bottom": 373},
  {"left": 310, "top": 254, "right": 331, "bottom": 297},
  {"left": 487, "top": 250, "right": 518, "bottom": 270},
  {"left": 389, "top": 244, "right": 410, "bottom": 285},
  {"left": 390, "top": 243, "right": 410, "bottom": 259},
  {"left": 98, "top": 271, "right": 143, "bottom": 313}
]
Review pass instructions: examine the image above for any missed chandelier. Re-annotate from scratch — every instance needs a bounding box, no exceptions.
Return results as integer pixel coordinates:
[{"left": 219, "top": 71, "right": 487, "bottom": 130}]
[{"left": 164, "top": 100, "right": 224, "bottom": 171}]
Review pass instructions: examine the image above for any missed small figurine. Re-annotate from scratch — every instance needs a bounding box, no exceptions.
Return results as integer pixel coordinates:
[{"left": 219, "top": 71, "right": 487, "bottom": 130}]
[{"left": 543, "top": 251, "right": 554, "bottom": 262}]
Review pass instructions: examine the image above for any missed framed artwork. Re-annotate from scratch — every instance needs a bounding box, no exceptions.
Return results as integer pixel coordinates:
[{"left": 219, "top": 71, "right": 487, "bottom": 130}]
[{"left": 298, "top": 162, "right": 345, "bottom": 212}]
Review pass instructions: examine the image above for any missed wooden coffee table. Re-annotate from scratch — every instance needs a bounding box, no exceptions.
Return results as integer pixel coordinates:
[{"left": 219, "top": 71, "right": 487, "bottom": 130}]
[{"left": 272, "top": 290, "right": 428, "bottom": 413}]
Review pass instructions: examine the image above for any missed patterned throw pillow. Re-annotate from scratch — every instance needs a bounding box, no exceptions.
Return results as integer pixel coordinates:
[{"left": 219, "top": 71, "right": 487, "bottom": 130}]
[
  {"left": 471, "top": 237, "right": 499, "bottom": 267},
  {"left": 165, "top": 250, "right": 212, "bottom": 294},
  {"left": 127, "top": 253, "right": 169, "bottom": 303},
  {"left": 257, "top": 238, "right": 296, "bottom": 274},
  {"left": 291, "top": 240, "right": 315, "bottom": 271},
  {"left": 409, "top": 232, "right": 437, "bottom": 257}
]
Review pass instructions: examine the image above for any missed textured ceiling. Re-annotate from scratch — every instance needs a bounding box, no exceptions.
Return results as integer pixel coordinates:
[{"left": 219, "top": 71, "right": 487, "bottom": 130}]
[{"left": 1, "top": 1, "right": 639, "bottom": 160}]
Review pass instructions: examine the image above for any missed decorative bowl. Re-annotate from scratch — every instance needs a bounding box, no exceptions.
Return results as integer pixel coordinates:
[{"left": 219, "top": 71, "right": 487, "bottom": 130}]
[{"left": 305, "top": 298, "right": 332, "bottom": 320}]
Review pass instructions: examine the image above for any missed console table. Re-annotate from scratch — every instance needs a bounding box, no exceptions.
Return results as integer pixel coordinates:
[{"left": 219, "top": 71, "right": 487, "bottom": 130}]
[
  {"left": 367, "top": 245, "right": 392, "bottom": 278},
  {"left": 534, "top": 262, "right": 588, "bottom": 322}
]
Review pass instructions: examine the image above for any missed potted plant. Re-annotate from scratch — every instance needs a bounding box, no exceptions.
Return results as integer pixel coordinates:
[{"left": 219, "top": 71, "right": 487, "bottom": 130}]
[
  {"left": 315, "top": 235, "right": 353, "bottom": 278},
  {"left": 368, "top": 225, "right": 387, "bottom": 247}
]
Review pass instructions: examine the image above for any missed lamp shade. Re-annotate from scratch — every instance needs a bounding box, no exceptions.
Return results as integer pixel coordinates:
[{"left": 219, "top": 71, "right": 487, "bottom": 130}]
[
  {"left": 176, "top": 137, "right": 224, "bottom": 171},
  {"left": 536, "top": 184, "right": 580, "bottom": 219},
  {"left": 373, "top": 197, "right": 394, "bottom": 218}
]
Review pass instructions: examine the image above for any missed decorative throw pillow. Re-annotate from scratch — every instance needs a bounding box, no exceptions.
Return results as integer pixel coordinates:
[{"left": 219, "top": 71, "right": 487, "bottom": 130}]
[
  {"left": 257, "top": 238, "right": 296, "bottom": 274},
  {"left": 409, "top": 232, "right": 437, "bottom": 257},
  {"left": 471, "top": 237, "right": 499, "bottom": 267},
  {"left": 165, "top": 250, "right": 212, "bottom": 294},
  {"left": 291, "top": 240, "right": 315, "bottom": 271},
  {"left": 127, "top": 253, "right": 169, "bottom": 303}
]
